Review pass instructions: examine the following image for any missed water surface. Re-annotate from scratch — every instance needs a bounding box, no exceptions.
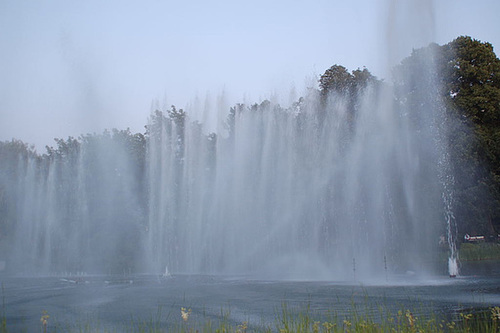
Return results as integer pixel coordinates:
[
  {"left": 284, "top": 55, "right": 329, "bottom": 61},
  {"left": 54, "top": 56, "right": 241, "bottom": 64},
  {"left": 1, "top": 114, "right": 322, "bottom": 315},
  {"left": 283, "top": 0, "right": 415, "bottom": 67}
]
[{"left": 2, "top": 266, "right": 500, "bottom": 331}]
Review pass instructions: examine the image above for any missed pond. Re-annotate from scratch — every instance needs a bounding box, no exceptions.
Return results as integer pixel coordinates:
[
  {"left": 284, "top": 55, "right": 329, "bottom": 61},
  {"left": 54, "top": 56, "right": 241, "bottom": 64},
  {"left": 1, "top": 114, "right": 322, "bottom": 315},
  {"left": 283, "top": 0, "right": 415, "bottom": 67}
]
[{"left": 2, "top": 262, "right": 500, "bottom": 332}]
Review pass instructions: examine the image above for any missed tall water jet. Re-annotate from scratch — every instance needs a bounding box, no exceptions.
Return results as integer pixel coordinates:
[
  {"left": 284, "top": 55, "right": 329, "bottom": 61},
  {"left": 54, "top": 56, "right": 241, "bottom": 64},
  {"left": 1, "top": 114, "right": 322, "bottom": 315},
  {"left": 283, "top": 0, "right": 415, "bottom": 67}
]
[
  {"left": 439, "top": 138, "right": 459, "bottom": 277},
  {"left": 385, "top": 0, "right": 462, "bottom": 278}
]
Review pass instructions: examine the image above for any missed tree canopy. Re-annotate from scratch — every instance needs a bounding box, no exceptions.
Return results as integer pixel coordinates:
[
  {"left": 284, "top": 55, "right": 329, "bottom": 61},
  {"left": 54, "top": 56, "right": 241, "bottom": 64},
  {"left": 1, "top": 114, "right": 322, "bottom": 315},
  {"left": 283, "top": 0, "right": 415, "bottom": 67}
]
[{"left": 394, "top": 36, "right": 500, "bottom": 236}]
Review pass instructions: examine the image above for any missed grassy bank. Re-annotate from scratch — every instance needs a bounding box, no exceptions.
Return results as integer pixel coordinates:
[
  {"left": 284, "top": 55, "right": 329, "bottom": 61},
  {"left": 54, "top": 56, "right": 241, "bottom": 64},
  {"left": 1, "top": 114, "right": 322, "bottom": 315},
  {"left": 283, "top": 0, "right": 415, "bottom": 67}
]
[
  {"left": 458, "top": 242, "right": 500, "bottom": 261},
  {"left": 3, "top": 303, "right": 500, "bottom": 332}
]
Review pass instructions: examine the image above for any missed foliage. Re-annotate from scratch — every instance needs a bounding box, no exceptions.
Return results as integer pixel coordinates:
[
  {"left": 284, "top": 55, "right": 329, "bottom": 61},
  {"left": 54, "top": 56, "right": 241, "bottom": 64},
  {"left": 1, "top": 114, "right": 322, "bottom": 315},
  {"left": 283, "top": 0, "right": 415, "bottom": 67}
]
[
  {"left": 318, "top": 65, "right": 381, "bottom": 137},
  {"left": 394, "top": 36, "right": 500, "bottom": 238},
  {"left": 442, "top": 37, "right": 500, "bottom": 125},
  {"left": 441, "top": 36, "right": 500, "bottom": 236},
  {"left": 319, "top": 65, "right": 354, "bottom": 95}
]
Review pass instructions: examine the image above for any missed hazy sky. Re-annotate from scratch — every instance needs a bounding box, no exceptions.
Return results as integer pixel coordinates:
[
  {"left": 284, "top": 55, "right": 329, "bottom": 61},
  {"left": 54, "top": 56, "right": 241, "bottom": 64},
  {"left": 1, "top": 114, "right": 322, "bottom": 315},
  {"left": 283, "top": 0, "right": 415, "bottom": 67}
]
[{"left": 1, "top": 0, "right": 499, "bottom": 150}]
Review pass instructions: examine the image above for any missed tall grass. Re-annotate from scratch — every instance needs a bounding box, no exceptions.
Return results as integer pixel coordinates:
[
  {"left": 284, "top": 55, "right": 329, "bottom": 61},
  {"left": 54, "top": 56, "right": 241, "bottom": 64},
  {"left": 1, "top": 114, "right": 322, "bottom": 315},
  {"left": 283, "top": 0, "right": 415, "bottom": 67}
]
[
  {"left": 1, "top": 299, "right": 500, "bottom": 332},
  {"left": 59, "top": 305, "right": 500, "bottom": 332}
]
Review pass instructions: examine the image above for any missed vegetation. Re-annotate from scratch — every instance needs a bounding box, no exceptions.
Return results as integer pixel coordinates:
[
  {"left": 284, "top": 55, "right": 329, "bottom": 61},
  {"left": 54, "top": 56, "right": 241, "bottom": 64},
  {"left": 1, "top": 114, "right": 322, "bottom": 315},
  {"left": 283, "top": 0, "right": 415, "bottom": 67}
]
[
  {"left": 459, "top": 242, "right": 500, "bottom": 261},
  {"left": 393, "top": 36, "right": 500, "bottom": 237},
  {"left": 442, "top": 36, "right": 500, "bottom": 237},
  {"left": 2, "top": 303, "right": 500, "bottom": 332},
  {"left": 288, "top": 36, "right": 500, "bottom": 242}
]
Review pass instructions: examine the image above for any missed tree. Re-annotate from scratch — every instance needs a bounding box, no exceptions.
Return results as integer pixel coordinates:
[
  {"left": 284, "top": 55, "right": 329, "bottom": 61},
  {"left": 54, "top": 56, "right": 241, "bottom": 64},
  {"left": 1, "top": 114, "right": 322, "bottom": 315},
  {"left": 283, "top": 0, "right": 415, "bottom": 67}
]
[
  {"left": 319, "top": 65, "right": 353, "bottom": 96},
  {"left": 439, "top": 36, "right": 500, "bottom": 235},
  {"left": 442, "top": 36, "right": 500, "bottom": 125},
  {"left": 319, "top": 65, "right": 377, "bottom": 96},
  {"left": 319, "top": 65, "right": 378, "bottom": 131},
  {"left": 394, "top": 36, "right": 500, "bottom": 236}
]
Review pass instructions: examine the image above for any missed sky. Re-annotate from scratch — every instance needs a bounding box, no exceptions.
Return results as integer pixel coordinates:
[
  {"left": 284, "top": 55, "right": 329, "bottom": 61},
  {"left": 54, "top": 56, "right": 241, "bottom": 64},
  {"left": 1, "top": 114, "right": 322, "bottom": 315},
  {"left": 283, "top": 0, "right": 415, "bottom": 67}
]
[{"left": 0, "top": 0, "right": 499, "bottom": 151}]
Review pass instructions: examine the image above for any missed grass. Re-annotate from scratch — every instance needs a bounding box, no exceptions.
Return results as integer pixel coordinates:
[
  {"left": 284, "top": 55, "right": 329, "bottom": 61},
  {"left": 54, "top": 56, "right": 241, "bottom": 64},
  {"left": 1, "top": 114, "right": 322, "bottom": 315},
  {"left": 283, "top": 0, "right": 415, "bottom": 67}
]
[
  {"left": 2, "top": 302, "right": 500, "bottom": 332},
  {"left": 272, "top": 302, "right": 500, "bottom": 333},
  {"left": 459, "top": 242, "right": 500, "bottom": 261}
]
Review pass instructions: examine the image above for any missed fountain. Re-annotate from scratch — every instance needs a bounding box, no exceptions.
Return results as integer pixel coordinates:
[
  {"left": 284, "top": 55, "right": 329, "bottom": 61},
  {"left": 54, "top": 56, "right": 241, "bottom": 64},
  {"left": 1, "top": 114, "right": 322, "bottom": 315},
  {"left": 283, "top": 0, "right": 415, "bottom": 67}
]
[
  {"left": 0, "top": 52, "right": 461, "bottom": 280},
  {"left": 142, "top": 77, "right": 448, "bottom": 281},
  {"left": 0, "top": 0, "right": 463, "bottom": 281}
]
